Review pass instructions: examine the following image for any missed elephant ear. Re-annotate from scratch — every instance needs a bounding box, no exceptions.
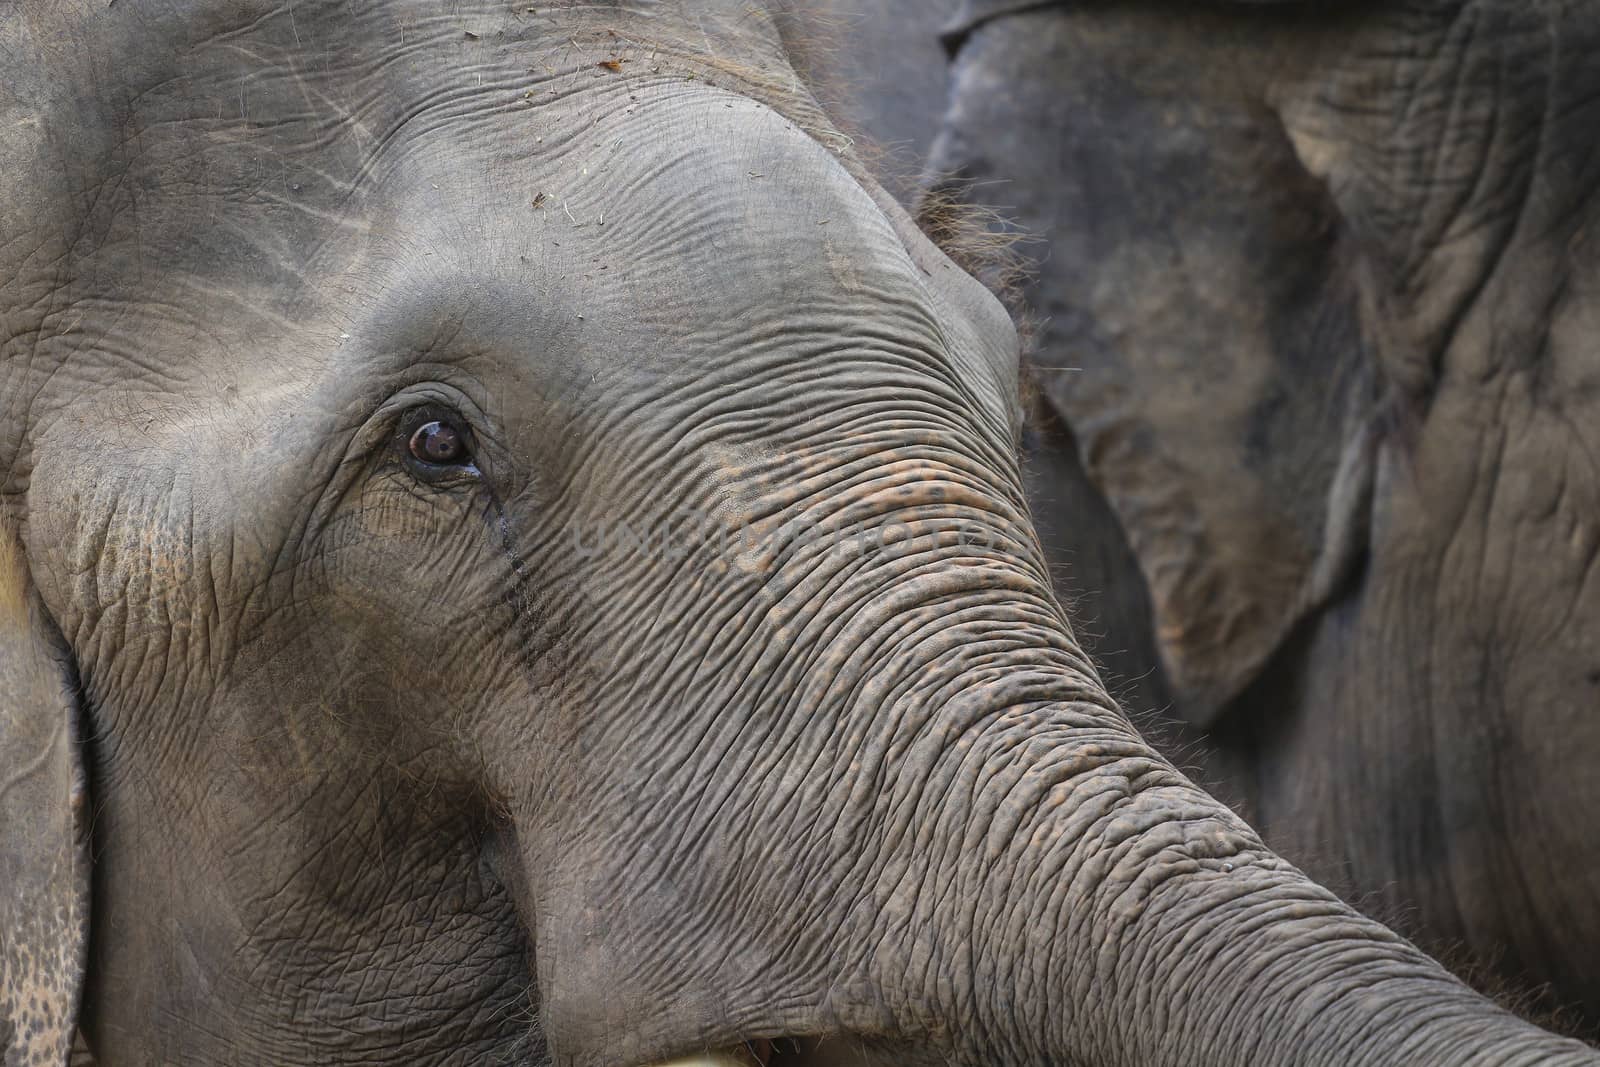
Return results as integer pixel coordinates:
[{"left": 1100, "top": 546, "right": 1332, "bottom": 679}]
[
  {"left": 928, "top": 3, "right": 1383, "bottom": 728},
  {"left": 0, "top": 528, "right": 91, "bottom": 1065}
]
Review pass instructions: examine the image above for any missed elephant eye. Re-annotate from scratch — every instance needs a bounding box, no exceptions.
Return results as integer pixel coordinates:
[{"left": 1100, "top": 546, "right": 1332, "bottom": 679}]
[
  {"left": 410, "top": 420, "right": 466, "bottom": 465},
  {"left": 397, "top": 407, "right": 476, "bottom": 480}
]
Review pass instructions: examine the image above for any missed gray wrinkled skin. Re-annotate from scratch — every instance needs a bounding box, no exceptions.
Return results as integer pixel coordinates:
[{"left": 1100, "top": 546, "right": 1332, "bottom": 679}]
[
  {"left": 2, "top": 2, "right": 1597, "bottom": 1065},
  {"left": 926, "top": 0, "right": 1600, "bottom": 1030}
]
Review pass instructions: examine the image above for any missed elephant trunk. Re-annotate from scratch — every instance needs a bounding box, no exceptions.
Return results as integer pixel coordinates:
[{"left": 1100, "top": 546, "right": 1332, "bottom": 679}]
[
  {"left": 497, "top": 443, "right": 1599, "bottom": 1063},
  {"left": 897, "top": 685, "right": 1598, "bottom": 1066},
  {"left": 726, "top": 479, "right": 1598, "bottom": 1063}
]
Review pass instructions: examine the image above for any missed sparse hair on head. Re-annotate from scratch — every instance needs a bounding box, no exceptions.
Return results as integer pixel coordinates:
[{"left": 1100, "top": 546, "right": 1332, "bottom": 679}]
[{"left": 913, "top": 179, "right": 1033, "bottom": 310}]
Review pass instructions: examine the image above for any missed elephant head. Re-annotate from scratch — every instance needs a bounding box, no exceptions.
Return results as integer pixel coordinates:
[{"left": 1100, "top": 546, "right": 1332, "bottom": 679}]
[
  {"left": 2, "top": 1, "right": 1596, "bottom": 1064},
  {"left": 930, "top": 0, "right": 1600, "bottom": 1024}
]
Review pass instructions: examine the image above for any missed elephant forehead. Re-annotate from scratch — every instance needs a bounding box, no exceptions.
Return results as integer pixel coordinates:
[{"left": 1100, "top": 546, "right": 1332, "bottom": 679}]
[
  {"left": 7, "top": 0, "right": 936, "bottom": 357},
  {"left": 21, "top": 45, "right": 940, "bottom": 379},
  {"left": 359, "top": 87, "right": 938, "bottom": 345}
]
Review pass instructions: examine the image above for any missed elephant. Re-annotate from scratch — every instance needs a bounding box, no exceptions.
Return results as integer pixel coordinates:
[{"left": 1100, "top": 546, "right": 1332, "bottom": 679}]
[
  {"left": 881, "top": 0, "right": 1600, "bottom": 1034},
  {"left": 2, "top": 1, "right": 1597, "bottom": 1065}
]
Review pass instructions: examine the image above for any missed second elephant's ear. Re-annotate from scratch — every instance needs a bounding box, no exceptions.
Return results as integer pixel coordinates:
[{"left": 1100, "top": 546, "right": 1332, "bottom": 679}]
[
  {"left": 1033, "top": 213, "right": 1381, "bottom": 731},
  {"left": 0, "top": 528, "right": 91, "bottom": 1065},
  {"left": 929, "top": 6, "right": 1384, "bottom": 727}
]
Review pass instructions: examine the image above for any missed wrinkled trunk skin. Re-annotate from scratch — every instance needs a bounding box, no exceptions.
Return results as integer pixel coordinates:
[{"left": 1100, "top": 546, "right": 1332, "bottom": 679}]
[{"left": 478, "top": 434, "right": 1595, "bottom": 1064}]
